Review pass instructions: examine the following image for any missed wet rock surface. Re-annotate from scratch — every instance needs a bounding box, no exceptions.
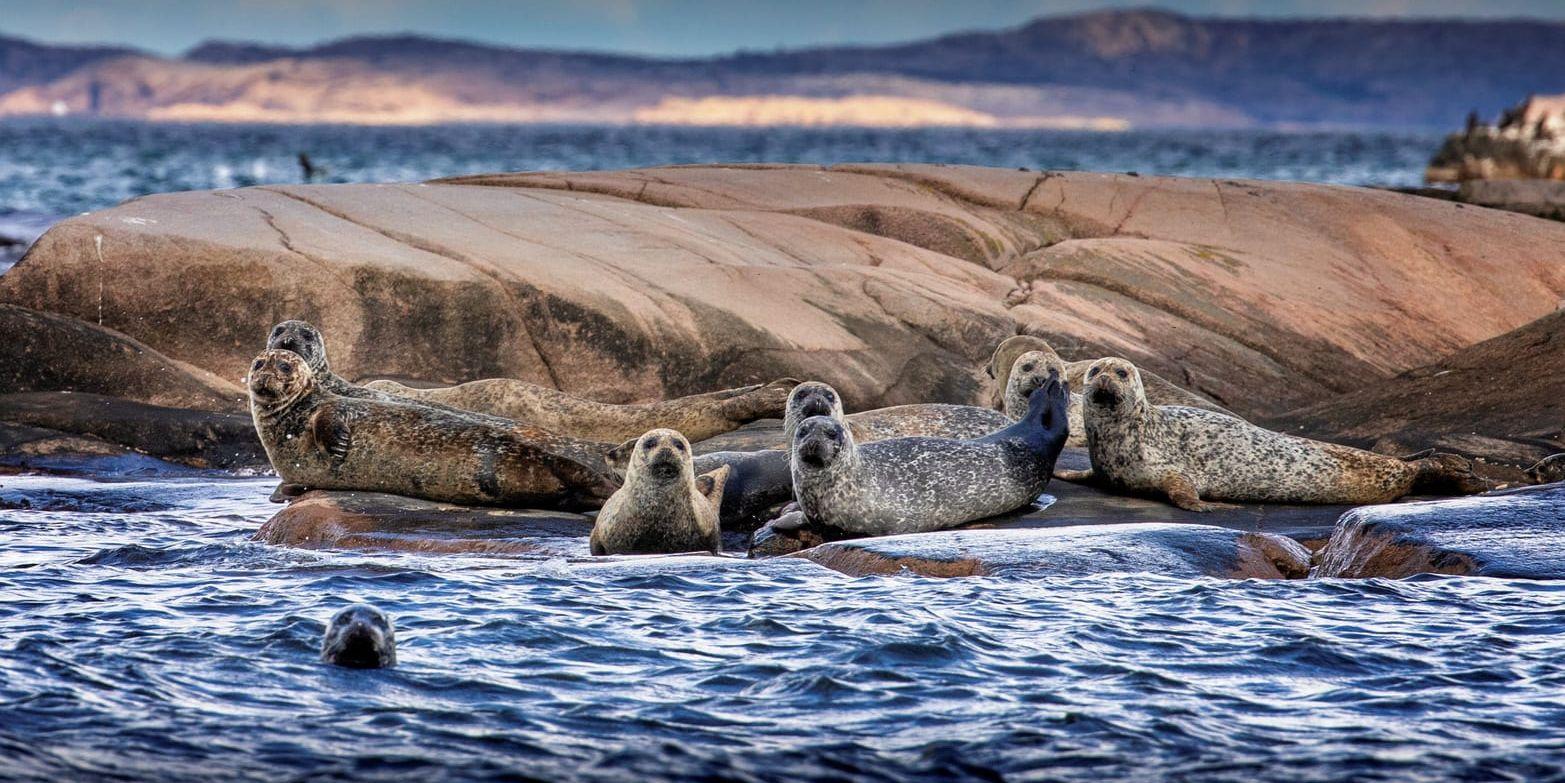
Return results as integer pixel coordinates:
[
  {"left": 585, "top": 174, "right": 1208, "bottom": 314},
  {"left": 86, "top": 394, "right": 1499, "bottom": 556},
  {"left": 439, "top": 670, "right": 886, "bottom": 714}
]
[
  {"left": 255, "top": 490, "right": 753, "bottom": 557},
  {"left": 1313, "top": 483, "right": 1565, "bottom": 580},
  {"left": 0, "top": 392, "right": 266, "bottom": 471},
  {"left": 792, "top": 524, "right": 1311, "bottom": 580}
]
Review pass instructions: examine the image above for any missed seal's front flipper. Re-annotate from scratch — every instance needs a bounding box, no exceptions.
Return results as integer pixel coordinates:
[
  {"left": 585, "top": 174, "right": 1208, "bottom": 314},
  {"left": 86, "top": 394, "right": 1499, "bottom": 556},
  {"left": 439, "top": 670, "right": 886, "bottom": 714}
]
[
  {"left": 1053, "top": 467, "right": 1095, "bottom": 482},
  {"left": 309, "top": 407, "right": 353, "bottom": 464},
  {"left": 1161, "top": 474, "right": 1236, "bottom": 513}
]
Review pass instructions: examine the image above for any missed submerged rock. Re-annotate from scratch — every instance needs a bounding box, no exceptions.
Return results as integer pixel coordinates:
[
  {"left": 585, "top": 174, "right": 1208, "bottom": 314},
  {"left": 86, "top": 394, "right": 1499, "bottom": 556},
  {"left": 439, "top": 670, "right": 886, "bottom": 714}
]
[
  {"left": 791, "top": 524, "right": 1311, "bottom": 579},
  {"left": 1313, "top": 484, "right": 1565, "bottom": 579}
]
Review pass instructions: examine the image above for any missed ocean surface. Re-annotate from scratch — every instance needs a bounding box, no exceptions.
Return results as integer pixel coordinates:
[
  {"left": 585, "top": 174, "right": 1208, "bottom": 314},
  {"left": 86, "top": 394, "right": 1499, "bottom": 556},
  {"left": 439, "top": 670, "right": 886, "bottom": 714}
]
[
  {"left": 6, "top": 120, "right": 1561, "bottom": 782},
  {"left": 2, "top": 476, "right": 1564, "bottom": 782}
]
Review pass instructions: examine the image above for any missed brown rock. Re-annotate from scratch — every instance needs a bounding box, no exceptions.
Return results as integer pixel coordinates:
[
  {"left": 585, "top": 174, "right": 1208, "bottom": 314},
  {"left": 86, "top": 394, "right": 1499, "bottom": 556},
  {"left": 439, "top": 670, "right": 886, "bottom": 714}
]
[
  {"left": 791, "top": 524, "right": 1311, "bottom": 579},
  {"left": 1313, "top": 484, "right": 1565, "bottom": 579},
  {"left": 1268, "top": 308, "right": 1565, "bottom": 471},
  {"left": 6, "top": 165, "right": 1564, "bottom": 419},
  {"left": 0, "top": 304, "right": 245, "bottom": 412},
  {"left": 0, "top": 391, "right": 266, "bottom": 471}
]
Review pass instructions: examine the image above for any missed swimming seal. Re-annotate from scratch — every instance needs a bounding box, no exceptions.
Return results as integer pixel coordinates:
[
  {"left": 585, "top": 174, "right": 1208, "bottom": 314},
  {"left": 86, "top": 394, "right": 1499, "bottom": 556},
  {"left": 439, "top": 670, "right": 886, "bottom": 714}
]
[
  {"left": 321, "top": 604, "right": 396, "bottom": 669},
  {"left": 590, "top": 428, "right": 728, "bottom": 556},
  {"left": 987, "top": 335, "right": 1231, "bottom": 417},
  {"left": 248, "top": 349, "right": 619, "bottom": 510},
  {"left": 363, "top": 376, "right": 797, "bottom": 444},
  {"left": 789, "top": 379, "right": 1070, "bottom": 537},
  {"left": 1074, "top": 357, "right": 1487, "bottom": 510}
]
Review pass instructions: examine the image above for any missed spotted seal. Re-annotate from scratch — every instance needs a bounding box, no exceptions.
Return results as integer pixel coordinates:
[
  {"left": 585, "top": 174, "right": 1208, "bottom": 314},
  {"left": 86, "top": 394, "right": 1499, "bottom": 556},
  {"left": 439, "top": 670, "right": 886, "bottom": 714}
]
[
  {"left": 610, "top": 382, "right": 1012, "bottom": 530},
  {"left": 321, "top": 604, "right": 396, "bottom": 669},
  {"left": 248, "top": 349, "right": 619, "bottom": 509},
  {"left": 363, "top": 375, "right": 797, "bottom": 444},
  {"left": 591, "top": 429, "right": 728, "bottom": 556},
  {"left": 987, "top": 335, "right": 1231, "bottom": 417},
  {"left": 1072, "top": 357, "right": 1487, "bottom": 510},
  {"left": 789, "top": 379, "right": 1070, "bottom": 537},
  {"left": 1003, "top": 349, "right": 1083, "bottom": 448}
]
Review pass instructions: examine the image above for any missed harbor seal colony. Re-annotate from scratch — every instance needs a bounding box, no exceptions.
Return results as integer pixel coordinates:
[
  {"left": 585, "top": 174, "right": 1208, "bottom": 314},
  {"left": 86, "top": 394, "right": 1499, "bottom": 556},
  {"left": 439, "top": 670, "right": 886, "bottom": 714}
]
[
  {"left": 248, "top": 349, "right": 619, "bottom": 510},
  {"left": 321, "top": 604, "right": 397, "bottom": 669},
  {"left": 590, "top": 428, "right": 728, "bottom": 556},
  {"left": 788, "top": 378, "right": 1070, "bottom": 537},
  {"left": 363, "top": 376, "right": 797, "bottom": 444},
  {"left": 987, "top": 335, "right": 1231, "bottom": 417},
  {"left": 1071, "top": 357, "right": 1487, "bottom": 511}
]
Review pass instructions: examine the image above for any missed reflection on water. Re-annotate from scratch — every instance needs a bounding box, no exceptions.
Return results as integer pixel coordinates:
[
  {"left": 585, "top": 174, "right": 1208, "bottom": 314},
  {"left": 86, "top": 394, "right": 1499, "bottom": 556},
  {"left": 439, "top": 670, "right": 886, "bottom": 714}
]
[{"left": 2, "top": 475, "right": 1563, "bottom": 781}]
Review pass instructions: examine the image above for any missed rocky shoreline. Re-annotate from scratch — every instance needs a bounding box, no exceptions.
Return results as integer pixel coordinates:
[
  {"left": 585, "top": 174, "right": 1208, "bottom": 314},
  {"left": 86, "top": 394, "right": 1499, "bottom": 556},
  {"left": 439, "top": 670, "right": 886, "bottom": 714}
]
[{"left": 3, "top": 164, "right": 1563, "bottom": 580}]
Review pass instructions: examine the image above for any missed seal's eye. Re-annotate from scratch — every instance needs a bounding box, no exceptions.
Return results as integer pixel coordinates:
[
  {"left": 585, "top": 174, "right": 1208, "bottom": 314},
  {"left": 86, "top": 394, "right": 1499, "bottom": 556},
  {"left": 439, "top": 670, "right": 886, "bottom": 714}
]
[
  {"left": 1021, "top": 363, "right": 1035, "bottom": 373},
  {"left": 279, "top": 362, "right": 294, "bottom": 375},
  {"left": 671, "top": 439, "right": 685, "bottom": 452},
  {"left": 270, "top": 326, "right": 283, "bottom": 337},
  {"left": 1088, "top": 368, "right": 1100, "bottom": 378},
  {"left": 641, "top": 435, "right": 658, "bottom": 451},
  {"left": 1115, "top": 369, "right": 1129, "bottom": 380},
  {"left": 301, "top": 328, "right": 316, "bottom": 341},
  {"left": 251, "top": 359, "right": 264, "bottom": 372}
]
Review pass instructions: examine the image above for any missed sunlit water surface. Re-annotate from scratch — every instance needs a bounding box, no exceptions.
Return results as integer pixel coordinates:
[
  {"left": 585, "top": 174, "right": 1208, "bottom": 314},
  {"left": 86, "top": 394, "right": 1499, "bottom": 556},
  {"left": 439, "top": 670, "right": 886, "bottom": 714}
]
[{"left": 2, "top": 475, "right": 1563, "bottom": 782}]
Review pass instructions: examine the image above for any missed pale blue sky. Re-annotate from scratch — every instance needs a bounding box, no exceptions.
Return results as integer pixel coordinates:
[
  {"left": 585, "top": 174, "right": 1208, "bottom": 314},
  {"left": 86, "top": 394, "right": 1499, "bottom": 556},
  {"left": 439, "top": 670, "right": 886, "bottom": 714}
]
[{"left": 3, "top": 0, "right": 1563, "bottom": 56}]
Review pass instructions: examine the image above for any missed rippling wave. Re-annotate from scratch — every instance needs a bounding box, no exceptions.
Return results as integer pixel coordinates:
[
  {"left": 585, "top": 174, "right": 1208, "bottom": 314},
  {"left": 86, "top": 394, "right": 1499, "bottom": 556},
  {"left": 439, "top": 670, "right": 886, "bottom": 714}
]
[{"left": 2, "top": 476, "right": 1564, "bottom": 781}]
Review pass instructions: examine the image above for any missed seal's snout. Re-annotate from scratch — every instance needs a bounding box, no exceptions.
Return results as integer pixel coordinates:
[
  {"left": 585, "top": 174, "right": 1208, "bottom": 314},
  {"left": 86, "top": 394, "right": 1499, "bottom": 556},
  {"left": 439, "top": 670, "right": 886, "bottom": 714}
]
[{"left": 322, "top": 604, "right": 396, "bottom": 669}]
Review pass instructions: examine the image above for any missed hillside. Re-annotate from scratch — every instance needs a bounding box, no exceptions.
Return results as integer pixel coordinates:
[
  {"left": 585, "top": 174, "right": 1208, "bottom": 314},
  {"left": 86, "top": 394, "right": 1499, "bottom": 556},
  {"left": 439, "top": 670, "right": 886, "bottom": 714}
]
[{"left": 1, "top": 10, "right": 1564, "bottom": 127}]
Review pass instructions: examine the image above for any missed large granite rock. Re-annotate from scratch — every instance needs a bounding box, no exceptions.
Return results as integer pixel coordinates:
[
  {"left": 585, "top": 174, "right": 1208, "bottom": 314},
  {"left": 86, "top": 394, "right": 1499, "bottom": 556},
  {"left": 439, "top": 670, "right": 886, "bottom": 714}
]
[
  {"left": 1269, "top": 308, "right": 1565, "bottom": 473},
  {"left": 792, "top": 524, "right": 1311, "bottom": 579},
  {"left": 1313, "top": 484, "right": 1565, "bottom": 579},
  {"left": 6, "top": 165, "right": 1565, "bottom": 422}
]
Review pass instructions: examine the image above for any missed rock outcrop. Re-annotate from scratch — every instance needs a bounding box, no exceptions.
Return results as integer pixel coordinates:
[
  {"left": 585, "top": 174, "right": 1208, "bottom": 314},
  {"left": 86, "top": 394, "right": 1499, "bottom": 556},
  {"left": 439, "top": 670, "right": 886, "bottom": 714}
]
[
  {"left": 1428, "top": 94, "right": 1565, "bottom": 183},
  {"left": 7, "top": 165, "right": 1565, "bottom": 427},
  {"left": 1313, "top": 484, "right": 1565, "bottom": 579},
  {"left": 792, "top": 524, "right": 1311, "bottom": 579}
]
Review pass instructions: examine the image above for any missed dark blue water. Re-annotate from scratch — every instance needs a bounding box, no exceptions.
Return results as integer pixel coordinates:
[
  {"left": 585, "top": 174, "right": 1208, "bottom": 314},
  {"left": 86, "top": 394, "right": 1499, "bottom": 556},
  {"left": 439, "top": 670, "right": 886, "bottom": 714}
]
[
  {"left": 0, "top": 120, "right": 1443, "bottom": 219},
  {"left": 3, "top": 476, "right": 1565, "bottom": 782}
]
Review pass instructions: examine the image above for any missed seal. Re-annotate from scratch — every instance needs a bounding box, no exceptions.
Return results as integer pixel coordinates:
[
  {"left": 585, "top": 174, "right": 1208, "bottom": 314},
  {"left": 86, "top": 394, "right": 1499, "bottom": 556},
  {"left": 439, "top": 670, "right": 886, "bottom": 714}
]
[
  {"left": 267, "top": 320, "right": 371, "bottom": 400},
  {"left": 1003, "top": 349, "right": 1084, "bottom": 447},
  {"left": 590, "top": 428, "right": 729, "bottom": 556},
  {"left": 247, "top": 349, "right": 619, "bottom": 509},
  {"left": 363, "top": 376, "right": 797, "bottom": 445},
  {"left": 1527, "top": 454, "right": 1565, "bottom": 485},
  {"left": 789, "top": 378, "right": 1070, "bottom": 537},
  {"left": 1072, "top": 357, "right": 1487, "bottom": 510},
  {"left": 321, "top": 604, "right": 397, "bottom": 669},
  {"left": 987, "top": 335, "right": 1231, "bottom": 417},
  {"left": 606, "top": 381, "right": 1012, "bottom": 530}
]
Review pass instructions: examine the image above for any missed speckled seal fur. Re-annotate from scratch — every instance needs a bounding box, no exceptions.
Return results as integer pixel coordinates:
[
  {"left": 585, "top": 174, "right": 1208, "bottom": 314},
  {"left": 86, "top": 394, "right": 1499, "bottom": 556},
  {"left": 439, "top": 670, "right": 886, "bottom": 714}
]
[
  {"left": 783, "top": 381, "right": 1010, "bottom": 446},
  {"left": 363, "top": 373, "right": 797, "bottom": 445},
  {"left": 987, "top": 335, "right": 1232, "bottom": 418},
  {"left": 1075, "top": 357, "right": 1486, "bottom": 511},
  {"left": 590, "top": 429, "right": 728, "bottom": 556},
  {"left": 1527, "top": 454, "right": 1565, "bottom": 485},
  {"left": 248, "top": 349, "right": 620, "bottom": 510},
  {"left": 268, "top": 320, "right": 486, "bottom": 419},
  {"left": 1004, "top": 350, "right": 1085, "bottom": 448},
  {"left": 790, "top": 379, "right": 1070, "bottom": 537}
]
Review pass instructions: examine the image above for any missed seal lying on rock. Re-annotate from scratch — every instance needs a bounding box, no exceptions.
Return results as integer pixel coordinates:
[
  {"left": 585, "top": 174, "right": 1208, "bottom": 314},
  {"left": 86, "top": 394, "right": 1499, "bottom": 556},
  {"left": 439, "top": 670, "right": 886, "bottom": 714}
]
[
  {"left": 789, "top": 379, "right": 1070, "bottom": 537},
  {"left": 608, "top": 381, "right": 1012, "bottom": 530},
  {"left": 591, "top": 429, "right": 728, "bottom": 556},
  {"left": 248, "top": 349, "right": 619, "bottom": 510},
  {"left": 363, "top": 376, "right": 797, "bottom": 445},
  {"left": 987, "top": 335, "right": 1231, "bottom": 417},
  {"left": 1070, "top": 357, "right": 1487, "bottom": 511},
  {"left": 1526, "top": 454, "right": 1565, "bottom": 485},
  {"left": 322, "top": 604, "right": 397, "bottom": 669}
]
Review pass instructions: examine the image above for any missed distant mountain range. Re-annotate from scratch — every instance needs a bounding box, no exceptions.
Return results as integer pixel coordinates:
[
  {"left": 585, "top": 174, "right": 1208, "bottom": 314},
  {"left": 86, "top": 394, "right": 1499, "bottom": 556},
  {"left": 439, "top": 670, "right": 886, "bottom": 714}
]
[{"left": 2, "top": 9, "right": 1564, "bottom": 129}]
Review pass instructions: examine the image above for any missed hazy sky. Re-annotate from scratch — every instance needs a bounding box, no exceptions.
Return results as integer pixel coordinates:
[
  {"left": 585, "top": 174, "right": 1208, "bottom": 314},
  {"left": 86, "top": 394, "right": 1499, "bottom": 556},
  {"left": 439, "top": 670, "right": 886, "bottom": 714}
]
[{"left": 4, "top": 0, "right": 1564, "bottom": 56}]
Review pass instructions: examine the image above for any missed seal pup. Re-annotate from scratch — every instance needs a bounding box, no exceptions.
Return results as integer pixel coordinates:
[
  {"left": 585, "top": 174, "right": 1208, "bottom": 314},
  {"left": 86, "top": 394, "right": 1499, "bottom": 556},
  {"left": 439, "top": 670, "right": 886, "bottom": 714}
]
[
  {"left": 1072, "top": 357, "right": 1487, "bottom": 510},
  {"left": 364, "top": 376, "right": 797, "bottom": 445},
  {"left": 248, "top": 349, "right": 619, "bottom": 509},
  {"left": 790, "top": 379, "right": 1070, "bottom": 538},
  {"left": 591, "top": 429, "right": 728, "bottom": 556},
  {"left": 987, "top": 335, "right": 1231, "bottom": 417},
  {"left": 322, "top": 604, "right": 396, "bottom": 669}
]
